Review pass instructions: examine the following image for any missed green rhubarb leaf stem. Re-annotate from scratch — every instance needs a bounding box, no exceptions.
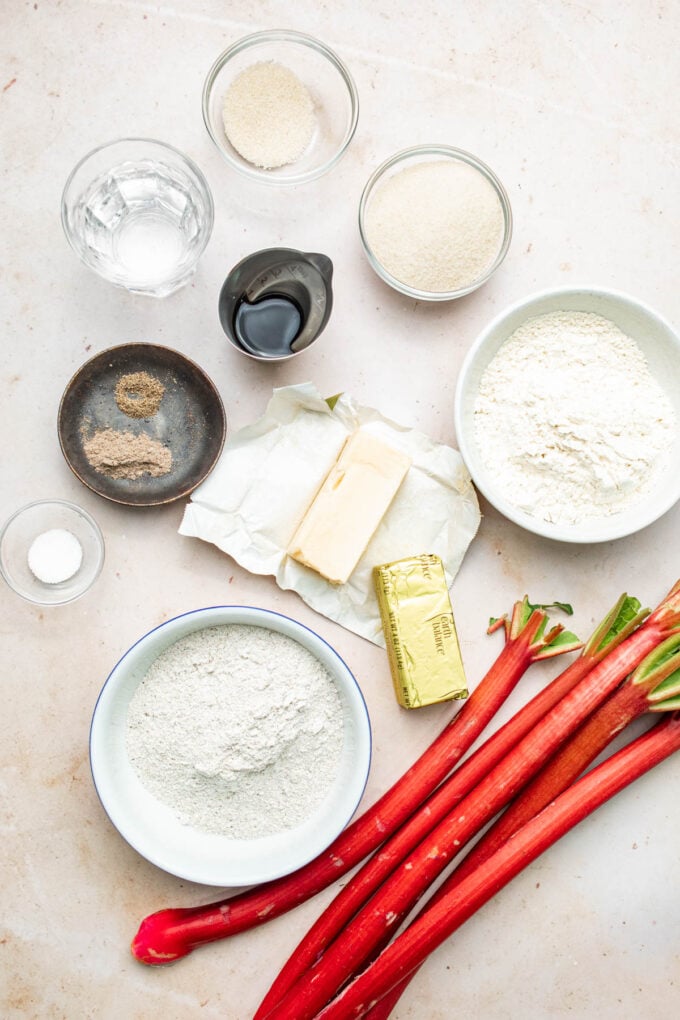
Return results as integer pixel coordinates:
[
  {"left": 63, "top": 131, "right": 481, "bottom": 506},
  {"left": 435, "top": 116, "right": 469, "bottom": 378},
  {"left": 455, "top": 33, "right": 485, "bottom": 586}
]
[
  {"left": 489, "top": 596, "right": 581, "bottom": 659},
  {"left": 632, "top": 630, "right": 680, "bottom": 707},
  {"left": 647, "top": 578, "right": 680, "bottom": 632},
  {"left": 582, "top": 594, "right": 648, "bottom": 660}
]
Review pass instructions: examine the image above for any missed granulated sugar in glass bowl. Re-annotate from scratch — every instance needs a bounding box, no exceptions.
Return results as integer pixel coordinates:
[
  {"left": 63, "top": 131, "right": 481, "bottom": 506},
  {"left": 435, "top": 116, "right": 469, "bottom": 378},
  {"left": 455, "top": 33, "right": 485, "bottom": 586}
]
[
  {"left": 221, "top": 60, "right": 316, "bottom": 170},
  {"left": 359, "top": 145, "right": 512, "bottom": 301},
  {"left": 202, "top": 30, "right": 359, "bottom": 186}
]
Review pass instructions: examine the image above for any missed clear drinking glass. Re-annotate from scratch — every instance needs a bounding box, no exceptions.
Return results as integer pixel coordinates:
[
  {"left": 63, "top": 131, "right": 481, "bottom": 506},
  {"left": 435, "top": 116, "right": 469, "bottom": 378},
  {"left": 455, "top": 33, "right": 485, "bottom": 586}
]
[{"left": 61, "top": 138, "right": 214, "bottom": 297}]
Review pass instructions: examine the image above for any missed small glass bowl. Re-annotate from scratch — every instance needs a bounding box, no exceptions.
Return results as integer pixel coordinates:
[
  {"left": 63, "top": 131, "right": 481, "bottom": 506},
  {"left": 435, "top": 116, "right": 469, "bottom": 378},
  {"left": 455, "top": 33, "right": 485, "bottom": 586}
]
[
  {"left": 0, "top": 500, "right": 105, "bottom": 605},
  {"left": 61, "top": 138, "right": 214, "bottom": 297},
  {"left": 202, "top": 30, "right": 359, "bottom": 186},
  {"left": 359, "top": 144, "right": 513, "bottom": 302}
]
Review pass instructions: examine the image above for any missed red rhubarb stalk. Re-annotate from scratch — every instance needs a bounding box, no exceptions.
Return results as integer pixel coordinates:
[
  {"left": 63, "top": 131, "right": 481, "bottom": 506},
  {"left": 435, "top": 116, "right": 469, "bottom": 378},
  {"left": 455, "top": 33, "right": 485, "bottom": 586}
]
[
  {"left": 132, "top": 597, "right": 574, "bottom": 965},
  {"left": 365, "top": 627, "right": 680, "bottom": 1020},
  {"left": 254, "top": 593, "right": 642, "bottom": 1018},
  {"left": 316, "top": 713, "right": 680, "bottom": 1020},
  {"left": 454, "top": 627, "right": 680, "bottom": 883},
  {"left": 260, "top": 582, "right": 680, "bottom": 1020}
]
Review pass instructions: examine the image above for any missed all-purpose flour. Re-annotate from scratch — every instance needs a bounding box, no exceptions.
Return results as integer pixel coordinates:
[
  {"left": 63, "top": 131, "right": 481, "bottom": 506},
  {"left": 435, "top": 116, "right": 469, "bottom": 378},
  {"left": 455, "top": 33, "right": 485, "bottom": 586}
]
[
  {"left": 126, "top": 625, "right": 344, "bottom": 839},
  {"left": 473, "top": 311, "right": 676, "bottom": 525}
]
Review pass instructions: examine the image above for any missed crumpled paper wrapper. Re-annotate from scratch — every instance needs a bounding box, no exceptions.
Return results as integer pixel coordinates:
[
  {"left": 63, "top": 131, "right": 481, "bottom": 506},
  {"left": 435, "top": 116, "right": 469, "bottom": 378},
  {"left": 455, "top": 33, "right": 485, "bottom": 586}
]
[{"left": 179, "top": 383, "right": 481, "bottom": 645}]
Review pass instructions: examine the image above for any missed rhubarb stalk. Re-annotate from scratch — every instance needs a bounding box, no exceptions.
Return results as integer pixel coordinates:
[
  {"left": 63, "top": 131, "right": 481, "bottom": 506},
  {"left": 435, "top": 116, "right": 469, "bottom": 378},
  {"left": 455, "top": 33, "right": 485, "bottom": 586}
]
[
  {"left": 365, "top": 627, "right": 680, "bottom": 1020},
  {"left": 316, "top": 713, "right": 680, "bottom": 1020},
  {"left": 132, "top": 598, "right": 574, "bottom": 965},
  {"left": 454, "top": 627, "right": 680, "bottom": 883},
  {"left": 261, "top": 582, "right": 680, "bottom": 1020},
  {"left": 254, "top": 593, "right": 641, "bottom": 1018}
]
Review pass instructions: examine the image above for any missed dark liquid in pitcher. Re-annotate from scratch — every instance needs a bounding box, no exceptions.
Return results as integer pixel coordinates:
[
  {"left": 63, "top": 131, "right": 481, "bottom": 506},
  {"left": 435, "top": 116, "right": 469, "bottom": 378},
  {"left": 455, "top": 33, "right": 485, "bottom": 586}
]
[{"left": 234, "top": 295, "right": 302, "bottom": 358}]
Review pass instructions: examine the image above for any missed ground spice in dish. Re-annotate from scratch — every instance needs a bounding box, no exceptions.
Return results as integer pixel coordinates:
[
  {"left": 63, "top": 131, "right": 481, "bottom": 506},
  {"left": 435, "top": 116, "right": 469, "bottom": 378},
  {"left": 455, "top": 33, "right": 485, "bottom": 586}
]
[
  {"left": 364, "top": 159, "right": 505, "bottom": 293},
  {"left": 222, "top": 60, "right": 316, "bottom": 169},
  {"left": 114, "top": 371, "right": 165, "bottom": 419},
  {"left": 82, "top": 428, "right": 172, "bottom": 480}
]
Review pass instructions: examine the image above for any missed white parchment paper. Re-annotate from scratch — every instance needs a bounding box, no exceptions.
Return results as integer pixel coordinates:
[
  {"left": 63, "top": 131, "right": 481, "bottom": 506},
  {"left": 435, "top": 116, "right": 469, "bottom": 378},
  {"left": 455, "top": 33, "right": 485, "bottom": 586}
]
[{"left": 179, "top": 383, "right": 481, "bottom": 645}]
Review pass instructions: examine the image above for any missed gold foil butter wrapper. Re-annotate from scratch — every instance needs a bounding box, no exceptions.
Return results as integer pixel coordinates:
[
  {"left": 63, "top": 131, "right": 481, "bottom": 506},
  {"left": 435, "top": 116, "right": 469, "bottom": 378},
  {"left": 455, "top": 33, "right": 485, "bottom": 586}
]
[{"left": 374, "top": 554, "right": 468, "bottom": 709}]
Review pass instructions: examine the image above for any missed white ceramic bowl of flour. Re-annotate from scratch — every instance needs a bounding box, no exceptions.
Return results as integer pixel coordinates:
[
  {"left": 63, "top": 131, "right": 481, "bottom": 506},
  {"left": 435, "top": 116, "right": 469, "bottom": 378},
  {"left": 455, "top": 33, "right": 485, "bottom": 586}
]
[
  {"left": 90, "top": 606, "right": 371, "bottom": 886},
  {"left": 455, "top": 286, "right": 680, "bottom": 543}
]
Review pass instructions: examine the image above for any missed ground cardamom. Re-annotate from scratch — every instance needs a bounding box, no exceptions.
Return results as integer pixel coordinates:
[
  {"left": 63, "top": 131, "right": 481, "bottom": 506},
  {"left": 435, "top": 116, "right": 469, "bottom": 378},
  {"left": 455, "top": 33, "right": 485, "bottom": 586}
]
[{"left": 82, "top": 428, "right": 172, "bottom": 480}]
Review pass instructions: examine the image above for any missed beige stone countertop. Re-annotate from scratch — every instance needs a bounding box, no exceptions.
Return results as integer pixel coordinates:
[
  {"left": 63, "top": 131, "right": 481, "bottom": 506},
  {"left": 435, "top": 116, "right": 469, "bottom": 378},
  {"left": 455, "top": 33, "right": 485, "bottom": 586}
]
[{"left": 2, "top": 2, "right": 679, "bottom": 1018}]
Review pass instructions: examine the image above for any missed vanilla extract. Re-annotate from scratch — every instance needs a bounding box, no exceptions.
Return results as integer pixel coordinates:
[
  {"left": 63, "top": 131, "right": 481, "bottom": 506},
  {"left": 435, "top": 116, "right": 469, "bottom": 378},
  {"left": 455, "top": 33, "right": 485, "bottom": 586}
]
[{"left": 233, "top": 294, "right": 303, "bottom": 357}]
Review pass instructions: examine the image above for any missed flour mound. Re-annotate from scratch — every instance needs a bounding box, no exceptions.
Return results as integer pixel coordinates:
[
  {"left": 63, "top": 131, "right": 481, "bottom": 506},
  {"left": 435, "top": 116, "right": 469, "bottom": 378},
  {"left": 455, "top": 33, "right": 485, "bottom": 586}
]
[
  {"left": 126, "top": 624, "right": 344, "bottom": 839},
  {"left": 473, "top": 310, "right": 676, "bottom": 526}
]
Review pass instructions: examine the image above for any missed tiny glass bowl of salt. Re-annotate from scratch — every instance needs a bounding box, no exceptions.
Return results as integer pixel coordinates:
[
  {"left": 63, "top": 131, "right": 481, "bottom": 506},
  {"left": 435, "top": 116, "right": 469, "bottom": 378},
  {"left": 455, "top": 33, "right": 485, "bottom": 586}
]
[
  {"left": 61, "top": 138, "right": 214, "bottom": 297},
  {"left": 359, "top": 145, "right": 512, "bottom": 301},
  {"left": 202, "top": 30, "right": 359, "bottom": 186},
  {"left": 90, "top": 605, "right": 371, "bottom": 886},
  {"left": 454, "top": 286, "right": 680, "bottom": 543},
  {"left": 0, "top": 499, "right": 105, "bottom": 605}
]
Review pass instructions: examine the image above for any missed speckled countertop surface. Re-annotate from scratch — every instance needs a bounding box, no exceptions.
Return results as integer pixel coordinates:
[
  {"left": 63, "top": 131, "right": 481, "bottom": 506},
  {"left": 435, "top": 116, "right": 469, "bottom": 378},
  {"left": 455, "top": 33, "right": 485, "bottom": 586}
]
[{"left": 2, "top": 2, "right": 679, "bottom": 1018}]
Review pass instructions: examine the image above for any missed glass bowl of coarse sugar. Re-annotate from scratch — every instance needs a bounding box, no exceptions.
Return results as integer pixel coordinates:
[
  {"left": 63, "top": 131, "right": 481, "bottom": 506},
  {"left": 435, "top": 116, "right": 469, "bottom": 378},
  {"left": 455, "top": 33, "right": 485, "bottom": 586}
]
[
  {"left": 454, "top": 286, "right": 680, "bottom": 543},
  {"left": 202, "top": 30, "right": 359, "bottom": 186},
  {"left": 90, "top": 605, "right": 372, "bottom": 886},
  {"left": 359, "top": 145, "right": 512, "bottom": 301}
]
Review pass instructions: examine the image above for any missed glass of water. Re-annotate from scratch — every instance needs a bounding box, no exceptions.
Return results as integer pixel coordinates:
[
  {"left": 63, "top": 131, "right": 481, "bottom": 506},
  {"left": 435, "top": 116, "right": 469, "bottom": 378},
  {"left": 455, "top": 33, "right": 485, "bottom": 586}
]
[{"left": 61, "top": 138, "right": 214, "bottom": 297}]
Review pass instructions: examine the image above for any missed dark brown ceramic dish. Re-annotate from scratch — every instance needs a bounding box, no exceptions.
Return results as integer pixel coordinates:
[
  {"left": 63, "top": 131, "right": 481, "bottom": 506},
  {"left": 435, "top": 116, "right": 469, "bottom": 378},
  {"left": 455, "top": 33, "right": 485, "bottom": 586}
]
[{"left": 58, "top": 343, "right": 226, "bottom": 506}]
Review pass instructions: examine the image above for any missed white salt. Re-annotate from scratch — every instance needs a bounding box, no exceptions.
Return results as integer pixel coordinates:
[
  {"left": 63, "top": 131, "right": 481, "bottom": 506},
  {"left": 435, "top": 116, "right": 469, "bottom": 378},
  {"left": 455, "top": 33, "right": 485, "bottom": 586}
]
[{"left": 28, "top": 528, "right": 83, "bottom": 584}]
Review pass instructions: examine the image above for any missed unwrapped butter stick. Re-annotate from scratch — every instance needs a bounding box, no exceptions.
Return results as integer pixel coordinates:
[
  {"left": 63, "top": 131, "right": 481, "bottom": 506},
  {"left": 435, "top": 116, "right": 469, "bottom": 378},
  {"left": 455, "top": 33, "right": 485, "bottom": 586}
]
[
  {"left": 374, "top": 553, "right": 468, "bottom": 709},
  {"left": 288, "top": 429, "right": 411, "bottom": 585}
]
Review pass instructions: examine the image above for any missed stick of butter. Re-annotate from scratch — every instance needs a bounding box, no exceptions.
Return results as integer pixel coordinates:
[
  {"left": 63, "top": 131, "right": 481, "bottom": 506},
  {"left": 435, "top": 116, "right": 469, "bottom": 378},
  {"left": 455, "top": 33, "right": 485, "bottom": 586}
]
[
  {"left": 374, "top": 554, "right": 468, "bottom": 709},
  {"left": 287, "top": 429, "right": 411, "bottom": 584}
]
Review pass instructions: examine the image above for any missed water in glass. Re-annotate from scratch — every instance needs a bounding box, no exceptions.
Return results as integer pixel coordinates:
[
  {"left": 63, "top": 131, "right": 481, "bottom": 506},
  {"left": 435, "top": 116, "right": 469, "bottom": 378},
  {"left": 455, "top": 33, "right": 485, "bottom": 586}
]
[{"left": 78, "top": 159, "right": 207, "bottom": 294}]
